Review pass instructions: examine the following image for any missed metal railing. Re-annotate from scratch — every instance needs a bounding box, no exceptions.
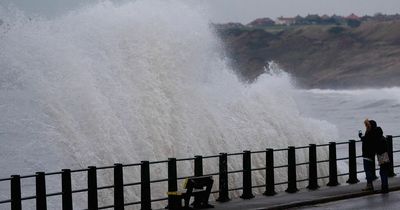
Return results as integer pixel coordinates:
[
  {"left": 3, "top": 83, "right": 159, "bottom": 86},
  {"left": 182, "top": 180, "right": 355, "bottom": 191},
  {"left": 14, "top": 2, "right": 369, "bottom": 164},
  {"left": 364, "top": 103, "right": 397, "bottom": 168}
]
[{"left": 0, "top": 135, "right": 398, "bottom": 210}]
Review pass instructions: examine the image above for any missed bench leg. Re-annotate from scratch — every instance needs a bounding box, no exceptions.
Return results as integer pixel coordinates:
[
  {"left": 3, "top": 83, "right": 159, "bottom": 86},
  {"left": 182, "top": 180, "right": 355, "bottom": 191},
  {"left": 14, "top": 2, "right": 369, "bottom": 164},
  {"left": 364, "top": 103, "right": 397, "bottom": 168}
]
[
  {"left": 184, "top": 189, "right": 193, "bottom": 208},
  {"left": 193, "top": 180, "right": 214, "bottom": 209}
]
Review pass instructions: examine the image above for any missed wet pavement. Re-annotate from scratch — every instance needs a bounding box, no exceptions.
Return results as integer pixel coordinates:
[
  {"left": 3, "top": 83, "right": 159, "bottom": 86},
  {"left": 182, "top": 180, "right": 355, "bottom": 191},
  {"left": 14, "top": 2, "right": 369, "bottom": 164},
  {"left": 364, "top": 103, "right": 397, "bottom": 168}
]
[
  {"left": 209, "top": 177, "right": 400, "bottom": 210},
  {"left": 294, "top": 190, "right": 400, "bottom": 209}
]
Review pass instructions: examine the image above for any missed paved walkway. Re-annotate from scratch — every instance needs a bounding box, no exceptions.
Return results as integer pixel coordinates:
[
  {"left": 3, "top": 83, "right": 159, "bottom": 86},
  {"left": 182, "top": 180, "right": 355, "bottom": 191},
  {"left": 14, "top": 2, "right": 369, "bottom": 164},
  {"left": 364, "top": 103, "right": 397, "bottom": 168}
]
[
  {"left": 296, "top": 190, "right": 400, "bottom": 210},
  {"left": 209, "top": 177, "right": 400, "bottom": 210}
]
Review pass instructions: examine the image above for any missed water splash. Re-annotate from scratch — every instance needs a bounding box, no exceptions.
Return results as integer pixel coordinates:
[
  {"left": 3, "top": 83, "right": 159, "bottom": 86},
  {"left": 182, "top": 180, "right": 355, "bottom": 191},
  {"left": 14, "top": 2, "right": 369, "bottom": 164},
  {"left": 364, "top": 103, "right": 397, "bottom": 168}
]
[{"left": 0, "top": 1, "right": 337, "bottom": 208}]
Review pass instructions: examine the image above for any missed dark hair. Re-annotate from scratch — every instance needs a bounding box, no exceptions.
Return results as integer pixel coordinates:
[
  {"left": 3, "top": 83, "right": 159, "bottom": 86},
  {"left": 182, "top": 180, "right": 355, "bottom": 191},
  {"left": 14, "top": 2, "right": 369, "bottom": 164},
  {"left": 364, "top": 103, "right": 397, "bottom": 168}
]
[{"left": 369, "top": 120, "right": 377, "bottom": 129}]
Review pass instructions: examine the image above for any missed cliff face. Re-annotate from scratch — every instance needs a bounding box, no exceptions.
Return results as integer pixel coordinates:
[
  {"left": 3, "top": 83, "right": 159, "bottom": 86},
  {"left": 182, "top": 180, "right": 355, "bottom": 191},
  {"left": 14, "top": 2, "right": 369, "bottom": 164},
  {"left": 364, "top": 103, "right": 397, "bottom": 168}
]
[{"left": 217, "top": 21, "right": 400, "bottom": 88}]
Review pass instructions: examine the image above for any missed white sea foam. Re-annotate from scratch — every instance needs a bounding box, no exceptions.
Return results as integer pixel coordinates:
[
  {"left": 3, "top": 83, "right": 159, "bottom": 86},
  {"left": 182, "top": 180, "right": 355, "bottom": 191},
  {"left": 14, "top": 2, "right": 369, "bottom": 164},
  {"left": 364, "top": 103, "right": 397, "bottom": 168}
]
[
  {"left": 306, "top": 88, "right": 400, "bottom": 104},
  {"left": 0, "top": 1, "right": 337, "bottom": 209}
]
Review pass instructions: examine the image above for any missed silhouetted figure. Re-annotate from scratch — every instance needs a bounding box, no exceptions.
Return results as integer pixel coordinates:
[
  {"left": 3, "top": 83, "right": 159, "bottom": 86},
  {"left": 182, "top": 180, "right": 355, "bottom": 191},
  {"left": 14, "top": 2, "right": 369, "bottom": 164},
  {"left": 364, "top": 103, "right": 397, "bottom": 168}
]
[
  {"left": 359, "top": 119, "right": 377, "bottom": 191},
  {"left": 359, "top": 119, "right": 389, "bottom": 193},
  {"left": 375, "top": 122, "right": 390, "bottom": 193}
]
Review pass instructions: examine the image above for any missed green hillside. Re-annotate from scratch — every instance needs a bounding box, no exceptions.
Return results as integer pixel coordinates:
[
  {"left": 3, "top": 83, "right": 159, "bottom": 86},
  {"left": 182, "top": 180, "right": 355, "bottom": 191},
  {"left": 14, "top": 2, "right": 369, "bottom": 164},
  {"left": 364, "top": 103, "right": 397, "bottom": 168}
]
[{"left": 217, "top": 20, "right": 400, "bottom": 88}]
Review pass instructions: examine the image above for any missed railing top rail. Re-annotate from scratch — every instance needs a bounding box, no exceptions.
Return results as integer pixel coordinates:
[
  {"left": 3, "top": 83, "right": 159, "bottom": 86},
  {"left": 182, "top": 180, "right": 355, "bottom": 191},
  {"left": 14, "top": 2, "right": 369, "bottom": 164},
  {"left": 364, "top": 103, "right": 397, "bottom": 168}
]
[
  {"left": 274, "top": 148, "right": 289, "bottom": 152},
  {"left": 96, "top": 165, "right": 115, "bottom": 170},
  {"left": 123, "top": 163, "right": 141, "bottom": 167},
  {"left": 295, "top": 145, "right": 309, "bottom": 149},
  {"left": 176, "top": 157, "right": 195, "bottom": 162},
  {"left": 0, "top": 177, "right": 11, "bottom": 182},
  {"left": 0, "top": 199, "right": 11, "bottom": 204},
  {"left": 316, "top": 143, "right": 330, "bottom": 147},
  {"left": 251, "top": 150, "right": 265, "bottom": 154},
  {"left": 149, "top": 160, "right": 169, "bottom": 164},
  {"left": 70, "top": 168, "right": 89, "bottom": 173},
  {"left": 227, "top": 152, "right": 244, "bottom": 156},
  {"left": 19, "top": 174, "right": 36, "bottom": 179},
  {"left": 203, "top": 154, "right": 220, "bottom": 159},
  {"left": 45, "top": 171, "right": 62, "bottom": 176}
]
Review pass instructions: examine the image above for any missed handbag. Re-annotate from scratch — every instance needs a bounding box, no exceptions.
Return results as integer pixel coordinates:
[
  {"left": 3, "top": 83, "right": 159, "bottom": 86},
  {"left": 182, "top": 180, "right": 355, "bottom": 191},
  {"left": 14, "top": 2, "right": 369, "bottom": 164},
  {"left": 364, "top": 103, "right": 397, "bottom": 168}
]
[{"left": 377, "top": 152, "right": 390, "bottom": 165}]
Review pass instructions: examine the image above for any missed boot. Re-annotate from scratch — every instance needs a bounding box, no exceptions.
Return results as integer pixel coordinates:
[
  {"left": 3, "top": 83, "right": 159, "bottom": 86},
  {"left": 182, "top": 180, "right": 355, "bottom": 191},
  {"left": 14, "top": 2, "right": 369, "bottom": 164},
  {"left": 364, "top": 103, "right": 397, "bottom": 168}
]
[
  {"left": 362, "top": 183, "right": 374, "bottom": 191},
  {"left": 381, "top": 185, "right": 389, "bottom": 194}
]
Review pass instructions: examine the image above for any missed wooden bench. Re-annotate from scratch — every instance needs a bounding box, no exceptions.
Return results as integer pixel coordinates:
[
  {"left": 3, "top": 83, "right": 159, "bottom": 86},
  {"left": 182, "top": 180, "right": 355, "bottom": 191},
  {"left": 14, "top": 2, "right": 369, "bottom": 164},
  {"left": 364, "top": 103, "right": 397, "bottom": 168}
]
[{"left": 167, "top": 176, "right": 214, "bottom": 210}]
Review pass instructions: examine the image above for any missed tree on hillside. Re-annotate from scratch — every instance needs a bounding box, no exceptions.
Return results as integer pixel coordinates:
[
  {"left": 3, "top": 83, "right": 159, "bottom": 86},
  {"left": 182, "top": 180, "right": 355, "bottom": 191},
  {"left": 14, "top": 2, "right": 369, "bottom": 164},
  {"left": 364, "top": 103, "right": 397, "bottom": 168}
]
[
  {"left": 361, "top": 15, "right": 373, "bottom": 22},
  {"left": 347, "top": 19, "right": 361, "bottom": 28},
  {"left": 304, "top": 14, "right": 321, "bottom": 24},
  {"left": 331, "top": 15, "right": 346, "bottom": 25},
  {"left": 328, "top": 26, "right": 345, "bottom": 34}
]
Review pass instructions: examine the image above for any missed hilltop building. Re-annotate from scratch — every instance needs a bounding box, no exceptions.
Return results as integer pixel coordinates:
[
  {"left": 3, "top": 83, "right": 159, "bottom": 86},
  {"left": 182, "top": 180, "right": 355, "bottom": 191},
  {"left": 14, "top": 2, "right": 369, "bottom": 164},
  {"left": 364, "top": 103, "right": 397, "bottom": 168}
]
[
  {"left": 346, "top": 13, "right": 360, "bottom": 20},
  {"left": 247, "top": 18, "right": 275, "bottom": 27},
  {"left": 276, "top": 16, "right": 296, "bottom": 25},
  {"left": 321, "top": 14, "right": 330, "bottom": 20}
]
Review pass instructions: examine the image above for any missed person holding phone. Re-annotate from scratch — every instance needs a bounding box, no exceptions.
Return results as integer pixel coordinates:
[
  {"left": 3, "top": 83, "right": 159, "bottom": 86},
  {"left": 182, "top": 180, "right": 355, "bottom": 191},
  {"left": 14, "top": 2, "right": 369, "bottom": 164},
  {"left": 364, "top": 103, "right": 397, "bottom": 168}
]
[
  {"left": 359, "top": 119, "right": 389, "bottom": 193},
  {"left": 358, "top": 119, "right": 376, "bottom": 191}
]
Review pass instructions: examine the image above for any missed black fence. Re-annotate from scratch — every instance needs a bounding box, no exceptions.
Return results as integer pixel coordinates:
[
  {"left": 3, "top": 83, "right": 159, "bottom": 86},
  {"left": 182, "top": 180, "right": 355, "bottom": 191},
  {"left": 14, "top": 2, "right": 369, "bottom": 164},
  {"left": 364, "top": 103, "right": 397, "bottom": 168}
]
[{"left": 0, "top": 135, "right": 399, "bottom": 210}]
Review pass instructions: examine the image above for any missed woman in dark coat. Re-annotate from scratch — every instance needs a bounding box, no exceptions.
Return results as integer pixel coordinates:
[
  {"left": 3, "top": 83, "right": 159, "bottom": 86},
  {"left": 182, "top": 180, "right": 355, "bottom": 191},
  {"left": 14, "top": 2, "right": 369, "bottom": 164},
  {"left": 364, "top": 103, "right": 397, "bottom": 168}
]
[
  {"left": 359, "top": 119, "right": 376, "bottom": 191},
  {"left": 359, "top": 119, "right": 389, "bottom": 193}
]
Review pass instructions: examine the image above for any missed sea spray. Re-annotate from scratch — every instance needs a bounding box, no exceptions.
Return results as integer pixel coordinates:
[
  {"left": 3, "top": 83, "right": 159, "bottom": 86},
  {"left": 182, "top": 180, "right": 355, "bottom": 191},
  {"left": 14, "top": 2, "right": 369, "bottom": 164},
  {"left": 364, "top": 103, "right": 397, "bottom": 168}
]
[{"left": 0, "top": 1, "right": 337, "bottom": 209}]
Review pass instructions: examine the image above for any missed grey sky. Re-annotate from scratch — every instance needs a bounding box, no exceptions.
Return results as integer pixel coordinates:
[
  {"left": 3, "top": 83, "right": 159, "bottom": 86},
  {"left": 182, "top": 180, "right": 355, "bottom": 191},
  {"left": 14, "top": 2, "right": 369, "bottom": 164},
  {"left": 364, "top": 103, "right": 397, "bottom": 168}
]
[
  {"left": 1, "top": 0, "right": 399, "bottom": 23},
  {"left": 1, "top": 0, "right": 88, "bottom": 15}
]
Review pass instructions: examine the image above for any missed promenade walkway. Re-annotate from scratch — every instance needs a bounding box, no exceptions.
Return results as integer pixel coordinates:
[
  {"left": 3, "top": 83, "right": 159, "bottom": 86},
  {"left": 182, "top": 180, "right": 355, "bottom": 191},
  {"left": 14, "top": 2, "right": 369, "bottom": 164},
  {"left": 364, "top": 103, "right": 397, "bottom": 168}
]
[
  {"left": 210, "top": 177, "right": 400, "bottom": 210},
  {"left": 297, "top": 190, "right": 400, "bottom": 209}
]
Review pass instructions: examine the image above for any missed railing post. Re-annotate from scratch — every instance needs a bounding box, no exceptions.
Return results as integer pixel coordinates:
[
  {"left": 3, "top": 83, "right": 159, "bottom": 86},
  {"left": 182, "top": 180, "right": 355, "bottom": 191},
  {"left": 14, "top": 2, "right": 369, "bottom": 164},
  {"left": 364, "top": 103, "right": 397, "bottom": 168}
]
[
  {"left": 286, "top": 146, "right": 298, "bottom": 193},
  {"left": 192, "top": 155, "right": 204, "bottom": 209},
  {"left": 240, "top": 151, "right": 254, "bottom": 199},
  {"left": 387, "top": 135, "right": 396, "bottom": 177},
  {"left": 307, "top": 144, "right": 319, "bottom": 190},
  {"left": 194, "top": 155, "right": 203, "bottom": 177},
  {"left": 36, "top": 172, "right": 47, "bottom": 210},
  {"left": 88, "top": 166, "right": 98, "bottom": 210},
  {"left": 263, "top": 148, "right": 276, "bottom": 196},
  {"left": 114, "top": 163, "right": 124, "bottom": 210},
  {"left": 141, "top": 161, "right": 152, "bottom": 210},
  {"left": 216, "top": 153, "right": 230, "bottom": 202},
  {"left": 167, "top": 158, "right": 177, "bottom": 209},
  {"left": 327, "top": 142, "right": 339, "bottom": 186},
  {"left": 346, "top": 140, "right": 359, "bottom": 184},
  {"left": 61, "top": 169, "right": 73, "bottom": 210},
  {"left": 11, "top": 175, "right": 22, "bottom": 210}
]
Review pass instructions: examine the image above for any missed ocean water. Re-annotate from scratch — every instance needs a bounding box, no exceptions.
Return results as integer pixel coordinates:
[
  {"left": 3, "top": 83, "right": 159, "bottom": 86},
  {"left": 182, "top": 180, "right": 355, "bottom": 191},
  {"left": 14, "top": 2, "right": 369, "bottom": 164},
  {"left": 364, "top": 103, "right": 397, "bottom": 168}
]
[
  {"left": 296, "top": 88, "right": 400, "bottom": 141},
  {"left": 295, "top": 87, "right": 400, "bottom": 188},
  {"left": 0, "top": 0, "right": 397, "bottom": 209}
]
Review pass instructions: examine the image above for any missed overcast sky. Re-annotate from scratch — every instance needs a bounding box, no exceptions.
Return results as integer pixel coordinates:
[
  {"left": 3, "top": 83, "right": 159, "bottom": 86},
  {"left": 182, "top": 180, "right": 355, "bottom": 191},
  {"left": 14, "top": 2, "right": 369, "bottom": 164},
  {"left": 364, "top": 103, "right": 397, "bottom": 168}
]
[{"left": 1, "top": 0, "right": 400, "bottom": 23}]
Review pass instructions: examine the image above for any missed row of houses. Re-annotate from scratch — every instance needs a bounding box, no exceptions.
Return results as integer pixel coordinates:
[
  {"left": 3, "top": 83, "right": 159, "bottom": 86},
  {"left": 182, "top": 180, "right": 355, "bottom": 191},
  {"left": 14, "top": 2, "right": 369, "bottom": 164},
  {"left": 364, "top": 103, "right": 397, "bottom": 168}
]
[
  {"left": 247, "top": 13, "right": 400, "bottom": 27},
  {"left": 248, "top": 14, "right": 361, "bottom": 27}
]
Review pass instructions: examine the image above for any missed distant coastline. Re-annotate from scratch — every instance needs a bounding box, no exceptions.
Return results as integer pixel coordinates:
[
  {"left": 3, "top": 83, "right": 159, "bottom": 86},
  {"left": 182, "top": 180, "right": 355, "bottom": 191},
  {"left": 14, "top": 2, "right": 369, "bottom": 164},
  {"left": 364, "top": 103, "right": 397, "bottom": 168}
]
[{"left": 215, "top": 14, "right": 400, "bottom": 89}]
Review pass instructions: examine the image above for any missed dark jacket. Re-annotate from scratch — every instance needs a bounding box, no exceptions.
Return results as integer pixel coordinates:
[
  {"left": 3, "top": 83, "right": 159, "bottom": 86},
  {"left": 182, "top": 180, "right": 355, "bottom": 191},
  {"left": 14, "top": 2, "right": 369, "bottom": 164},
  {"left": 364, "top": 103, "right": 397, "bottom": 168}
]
[
  {"left": 375, "top": 127, "right": 388, "bottom": 155},
  {"left": 361, "top": 120, "right": 383, "bottom": 159}
]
